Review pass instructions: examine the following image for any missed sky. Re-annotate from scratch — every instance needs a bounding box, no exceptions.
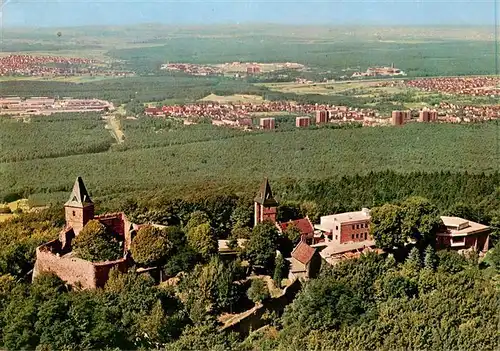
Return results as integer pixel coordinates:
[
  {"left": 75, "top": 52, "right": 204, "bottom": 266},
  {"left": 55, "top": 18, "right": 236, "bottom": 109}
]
[{"left": 0, "top": 0, "right": 497, "bottom": 27}]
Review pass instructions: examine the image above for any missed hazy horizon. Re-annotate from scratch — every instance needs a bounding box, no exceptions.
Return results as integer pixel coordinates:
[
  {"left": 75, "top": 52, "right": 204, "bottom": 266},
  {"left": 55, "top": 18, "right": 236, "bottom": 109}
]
[{"left": 0, "top": 0, "right": 497, "bottom": 28}]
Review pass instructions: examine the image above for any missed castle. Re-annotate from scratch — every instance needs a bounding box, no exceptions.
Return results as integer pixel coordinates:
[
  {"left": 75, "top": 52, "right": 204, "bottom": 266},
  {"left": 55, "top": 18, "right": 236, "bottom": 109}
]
[
  {"left": 33, "top": 177, "right": 139, "bottom": 289},
  {"left": 34, "top": 176, "right": 490, "bottom": 289}
]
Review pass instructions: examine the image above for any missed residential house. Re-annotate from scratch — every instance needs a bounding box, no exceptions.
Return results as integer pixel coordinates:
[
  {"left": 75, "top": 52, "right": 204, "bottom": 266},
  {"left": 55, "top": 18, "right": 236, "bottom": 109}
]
[
  {"left": 288, "top": 241, "right": 322, "bottom": 281},
  {"left": 437, "top": 216, "right": 490, "bottom": 253}
]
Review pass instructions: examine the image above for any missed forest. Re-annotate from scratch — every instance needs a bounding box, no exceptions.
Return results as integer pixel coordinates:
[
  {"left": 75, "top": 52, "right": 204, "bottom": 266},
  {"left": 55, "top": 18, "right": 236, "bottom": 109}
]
[
  {"left": 0, "top": 170, "right": 499, "bottom": 350},
  {"left": 0, "top": 113, "right": 114, "bottom": 163},
  {"left": 0, "top": 76, "right": 268, "bottom": 108},
  {"left": 2, "top": 120, "right": 499, "bottom": 205},
  {"left": 107, "top": 37, "right": 499, "bottom": 77}
]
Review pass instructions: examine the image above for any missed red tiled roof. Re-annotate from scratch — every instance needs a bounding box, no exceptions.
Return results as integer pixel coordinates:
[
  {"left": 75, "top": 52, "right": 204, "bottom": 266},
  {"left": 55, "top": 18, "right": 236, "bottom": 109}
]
[
  {"left": 291, "top": 241, "right": 316, "bottom": 265},
  {"left": 279, "top": 218, "right": 314, "bottom": 238}
]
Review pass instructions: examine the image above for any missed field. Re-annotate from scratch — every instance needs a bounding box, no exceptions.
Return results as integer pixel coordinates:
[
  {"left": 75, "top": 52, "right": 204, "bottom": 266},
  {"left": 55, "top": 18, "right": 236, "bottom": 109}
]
[
  {"left": 259, "top": 80, "right": 407, "bottom": 95},
  {"left": 199, "top": 94, "right": 268, "bottom": 104},
  {"left": 0, "top": 199, "right": 30, "bottom": 222}
]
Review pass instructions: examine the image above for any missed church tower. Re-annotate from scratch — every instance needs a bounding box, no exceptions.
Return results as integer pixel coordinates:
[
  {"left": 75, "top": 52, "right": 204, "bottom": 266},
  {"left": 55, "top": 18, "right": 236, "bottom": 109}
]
[
  {"left": 254, "top": 177, "right": 279, "bottom": 226},
  {"left": 64, "top": 177, "right": 94, "bottom": 235}
]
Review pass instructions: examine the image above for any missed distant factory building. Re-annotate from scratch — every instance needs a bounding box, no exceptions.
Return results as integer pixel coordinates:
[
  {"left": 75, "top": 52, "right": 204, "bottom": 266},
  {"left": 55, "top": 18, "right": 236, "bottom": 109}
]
[
  {"left": 259, "top": 117, "right": 275, "bottom": 130},
  {"left": 247, "top": 65, "right": 261, "bottom": 75},
  {"left": 296, "top": 116, "right": 311, "bottom": 128}
]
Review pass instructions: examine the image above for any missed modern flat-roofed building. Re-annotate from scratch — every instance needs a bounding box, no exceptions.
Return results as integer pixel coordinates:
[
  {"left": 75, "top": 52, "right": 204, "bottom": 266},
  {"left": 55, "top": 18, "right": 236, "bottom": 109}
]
[
  {"left": 315, "top": 208, "right": 371, "bottom": 244},
  {"left": 403, "top": 110, "right": 412, "bottom": 121},
  {"left": 419, "top": 110, "right": 430, "bottom": 122},
  {"left": 429, "top": 110, "right": 438, "bottom": 121},
  {"left": 295, "top": 116, "right": 310, "bottom": 128},
  {"left": 259, "top": 117, "right": 275, "bottom": 130},
  {"left": 316, "top": 110, "right": 328, "bottom": 124},
  {"left": 391, "top": 110, "right": 404, "bottom": 125},
  {"left": 437, "top": 216, "right": 490, "bottom": 252},
  {"left": 0, "top": 96, "right": 21, "bottom": 105}
]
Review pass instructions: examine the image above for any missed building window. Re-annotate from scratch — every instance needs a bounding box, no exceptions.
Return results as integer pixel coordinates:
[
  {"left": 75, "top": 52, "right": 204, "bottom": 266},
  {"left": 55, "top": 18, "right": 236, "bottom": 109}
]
[
  {"left": 335, "top": 235, "right": 338, "bottom": 240},
  {"left": 365, "top": 233, "right": 367, "bottom": 240},
  {"left": 365, "top": 223, "right": 369, "bottom": 228},
  {"left": 356, "top": 233, "right": 359, "bottom": 238},
  {"left": 453, "top": 237, "right": 465, "bottom": 244},
  {"left": 351, "top": 234, "right": 354, "bottom": 239},
  {"left": 352, "top": 225, "right": 355, "bottom": 230},
  {"left": 336, "top": 226, "right": 338, "bottom": 230},
  {"left": 72, "top": 211, "right": 75, "bottom": 216}
]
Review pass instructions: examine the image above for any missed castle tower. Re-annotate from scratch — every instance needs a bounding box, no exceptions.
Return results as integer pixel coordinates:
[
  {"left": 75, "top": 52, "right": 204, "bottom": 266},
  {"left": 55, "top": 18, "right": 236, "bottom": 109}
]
[
  {"left": 254, "top": 178, "right": 279, "bottom": 226},
  {"left": 64, "top": 177, "right": 94, "bottom": 235}
]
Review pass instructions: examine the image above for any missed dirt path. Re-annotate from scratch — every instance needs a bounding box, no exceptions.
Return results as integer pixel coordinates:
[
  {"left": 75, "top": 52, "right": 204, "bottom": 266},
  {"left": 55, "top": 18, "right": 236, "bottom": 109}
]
[{"left": 103, "top": 114, "right": 125, "bottom": 144}]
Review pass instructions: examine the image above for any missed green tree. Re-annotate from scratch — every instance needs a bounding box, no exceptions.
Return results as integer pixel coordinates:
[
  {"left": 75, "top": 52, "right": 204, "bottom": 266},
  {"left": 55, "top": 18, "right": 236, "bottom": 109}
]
[
  {"left": 247, "top": 278, "right": 270, "bottom": 304},
  {"left": 446, "top": 202, "right": 477, "bottom": 222},
  {"left": 283, "top": 223, "right": 302, "bottom": 245},
  {"left": 245, "top": 221, "right": 280, "bottom": 272},
  {"left": 187, "top": 223, "right": 217, "bottom": 259},
  {"left": 161, "top": 226, "right": 200, "bottom": 277},
  {"left": 277, "top": 202, "right": 302, "bottom": 222},
  {"left": 130, "top": 225, "right": 172, "bottom": 266},
  {"left": 167, "top": 320, "right": 239, "bottom": 351},
  {"left": 300, "top": 201, "right": 319, "bottom": 223},
  {"left": 417, "top": 267, "right": 439, "bottom": 295},
  {"left": 230, "top": 204, "right": 253, "bottom": 230},
  {"left": 405, "top": 247, "right": 422, "bottom": 272},
  {"left": 489, "top": 210, "right": 500, "bottom": 246},
  {"left": 273, "top": 253, "right": 287, "bottom": 287},
  {"left": 375, "top": 271, "right": 418, "bottom": 299},
  {"left": 179, "top": 257, "right": 242, "bottom": 320},
  {"left": 423, "top": 245, "right": 438, "bottom": 271},
  {"left": 283, "top": 277, "right": 363, "bottom": 332},
  {"left": 138, "top": 300, "right": 185, "bottom": 345},
  {"left": 185, "top": 211, "right": 210, "bottom": 233},
  {"left": 231, "top": 226, "right": 252, "bottom": 239},
  {"left": 401, "top": 197, "right": 441, "bottom": 247},
  {"left": 437, "top": 250, "right": 467, "bottom": 274},
  {"left": 486, "top": 242, "right": 500, "bottom": 272},
  {"left": 72, "top": 220, "right": 122, "bottom": 262},
  {"left": 370, "top": 204, "right": 405, "bottom": 250}
]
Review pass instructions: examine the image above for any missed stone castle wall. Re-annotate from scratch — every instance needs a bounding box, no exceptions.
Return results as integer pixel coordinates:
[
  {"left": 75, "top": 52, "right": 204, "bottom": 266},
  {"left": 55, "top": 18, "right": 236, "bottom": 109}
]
[{"left": 34, "top": 240, "right": 128, "bottom": 289}]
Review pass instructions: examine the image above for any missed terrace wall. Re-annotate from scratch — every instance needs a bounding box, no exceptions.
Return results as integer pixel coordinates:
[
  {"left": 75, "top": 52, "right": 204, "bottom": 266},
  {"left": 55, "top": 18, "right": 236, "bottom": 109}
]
[{"left": 221, "top": 279, "right": 302, "bottom": 336}]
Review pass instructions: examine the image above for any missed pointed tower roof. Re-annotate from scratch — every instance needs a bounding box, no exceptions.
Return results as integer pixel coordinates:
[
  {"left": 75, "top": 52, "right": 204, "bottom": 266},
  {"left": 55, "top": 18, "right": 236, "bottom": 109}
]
[
  {"left": 254, "top": 177, "right": 278, "bottom": 207},
  {"left": 64, "top": 177, "right": 93, "bottom": 207}
]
